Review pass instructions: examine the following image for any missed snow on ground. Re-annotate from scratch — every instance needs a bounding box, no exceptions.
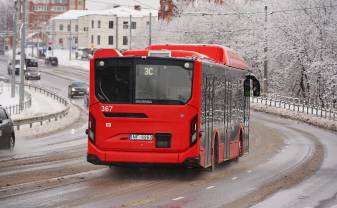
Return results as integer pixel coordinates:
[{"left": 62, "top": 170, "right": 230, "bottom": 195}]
[
  {"left": 251, "top": 102, "right": 337, "bottom": 132},
  {"left": 15, "top": 103, "right": 81, "bottom": 138},
  {"left": 0, "top": 83, "right": 29, "bottom": 108},
  {"left": 46, "top": 49, "right": 89, "bottom": 70},
  {"left": 11, "top": 87, "right": 65, "bottom": 120}
]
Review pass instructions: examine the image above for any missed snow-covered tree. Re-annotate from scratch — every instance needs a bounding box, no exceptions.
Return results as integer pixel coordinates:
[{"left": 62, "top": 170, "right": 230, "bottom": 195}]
[{"left": 152, "top": 0, "right": 337, "bottom": 107}]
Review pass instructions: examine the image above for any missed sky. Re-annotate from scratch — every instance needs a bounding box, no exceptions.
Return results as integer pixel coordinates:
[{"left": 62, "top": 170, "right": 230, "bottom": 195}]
[{"left": 86, "top": 0, "right": 160, "bottom": 10}]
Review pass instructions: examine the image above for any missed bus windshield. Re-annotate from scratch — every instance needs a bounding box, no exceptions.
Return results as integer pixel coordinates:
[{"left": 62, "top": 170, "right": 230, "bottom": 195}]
[{"left": 95, "top": 58, "right": 193, "bottom": 105}]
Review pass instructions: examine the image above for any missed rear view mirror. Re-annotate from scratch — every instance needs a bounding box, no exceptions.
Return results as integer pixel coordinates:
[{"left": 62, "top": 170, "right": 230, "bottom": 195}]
[{"left": 244, "top": 74, "right": 260, "bottom": 97}]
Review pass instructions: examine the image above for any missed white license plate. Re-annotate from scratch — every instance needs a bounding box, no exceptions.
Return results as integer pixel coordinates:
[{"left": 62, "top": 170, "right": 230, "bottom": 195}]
[{"left": 129, "top": 134, "right": 153, "bottom": 141}]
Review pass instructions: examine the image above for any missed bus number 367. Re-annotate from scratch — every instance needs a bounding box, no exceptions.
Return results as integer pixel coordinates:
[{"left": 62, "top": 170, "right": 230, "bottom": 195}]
[{"left": 101, "top": 106, "right": 113, "bottom": 112}]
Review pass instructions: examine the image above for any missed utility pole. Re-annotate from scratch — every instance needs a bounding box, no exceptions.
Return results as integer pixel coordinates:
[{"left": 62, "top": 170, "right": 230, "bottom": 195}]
[
  {"left": 52, "top": 20, "right": 54, "bottom": 56},
  {"left": 115, "top": 16, "right": 118, "bottom": 50},
  {"left": 19, "top": 0, "right": 26, "bottom": 109},
  {"left": 263, "top": 5, "right": 268, "bottom": 94},
  {"left": 129, "top": 15, "right": 132, "bottom": 50},
  {"left": 149, "top": 12, "right": 152, "bottom": 46},
  {"left": 69, "top": 20, "right": 72, "bottom": 60},
  {"left": 11, "top": 1, "right": 17, "bottom": 98}
]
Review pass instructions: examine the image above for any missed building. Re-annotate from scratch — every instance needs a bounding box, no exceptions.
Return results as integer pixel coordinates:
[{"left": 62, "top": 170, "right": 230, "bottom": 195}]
[
  {"left": 28, "top": 0, "right": 85, "bottom": 34},
  {"left": 50, "top": 6, "right": 158, "bottom": 51}
]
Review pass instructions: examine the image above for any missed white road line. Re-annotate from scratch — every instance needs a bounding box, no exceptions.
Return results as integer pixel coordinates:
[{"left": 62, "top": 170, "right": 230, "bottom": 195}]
[
  {"left": 206, "top": 186, "right": 215, "bottom": 190},
  {"left": 172, "top": 196, "right": 184, "bottom": 201},
  {"left": 247, "top": 170, "right": 252, "bottom": 173},
  {"left": 232, "top": 176, "right": 238, "bottom": 180},
  {"left": 71, "top": 129, "right": 75, "bottom": 134}
]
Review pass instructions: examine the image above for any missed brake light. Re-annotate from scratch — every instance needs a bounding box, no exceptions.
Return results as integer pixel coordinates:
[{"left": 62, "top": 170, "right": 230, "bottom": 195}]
[
  {"left": 88, "top": 114, "right": 96, "bottom": 144},
  {"left": 190, "top": 116, "right": 198, "bottom": 146}
]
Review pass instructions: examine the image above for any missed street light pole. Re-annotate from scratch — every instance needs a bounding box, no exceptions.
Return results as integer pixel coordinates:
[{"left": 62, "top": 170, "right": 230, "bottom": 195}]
[
  {"left": 69, "top": 20, "right": 72, "bottom": 61},
  {"left": 11, "top": 1, "right": 18, "bottom": 98},
  {"left": 263, "top": 5, "right": 268, "bottom": 94},
  {"left": 19, "top": 0, "right": 26, "bottom": 109},
  {"left": 149, "top": 12, "right": 152, "bottom": 46}
]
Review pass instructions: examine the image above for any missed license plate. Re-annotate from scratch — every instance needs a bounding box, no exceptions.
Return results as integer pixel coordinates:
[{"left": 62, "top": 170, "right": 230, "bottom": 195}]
[{"left": 129, "top": 134, "right": 153, "bottom": 141}]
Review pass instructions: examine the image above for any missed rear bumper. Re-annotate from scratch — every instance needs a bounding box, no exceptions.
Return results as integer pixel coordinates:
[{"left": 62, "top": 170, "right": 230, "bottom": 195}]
[{"left": 87, "top": 141, "right": 200, "bottom": 167}]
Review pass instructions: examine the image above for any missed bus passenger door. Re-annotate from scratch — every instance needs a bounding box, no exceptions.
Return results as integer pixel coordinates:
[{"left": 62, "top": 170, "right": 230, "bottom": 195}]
[{"left": 202, "top": 75, "right": 215, "bottom": 167}]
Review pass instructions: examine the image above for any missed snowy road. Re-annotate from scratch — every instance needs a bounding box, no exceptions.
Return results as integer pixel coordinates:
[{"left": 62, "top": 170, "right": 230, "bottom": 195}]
[{"left": 0, "top": 57, "right": 337, "bottom": 207}]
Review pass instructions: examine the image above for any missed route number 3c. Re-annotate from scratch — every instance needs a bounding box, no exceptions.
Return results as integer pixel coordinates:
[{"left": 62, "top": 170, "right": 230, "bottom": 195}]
[
  {"left": 101, "top": 106, "right": 113, "bottom": 112},
  {"left": 144, "top": 67, "right": 154, "bottom": 76}
]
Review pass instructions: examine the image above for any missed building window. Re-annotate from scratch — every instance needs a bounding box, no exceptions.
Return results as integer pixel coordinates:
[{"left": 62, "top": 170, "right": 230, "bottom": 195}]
[
  {"left": 75, "top": 25, "right": 78, "bottom": 32},
  {"left": 92, "top": 20, "right": 95, "bottom": 28},
  {"left": 98, "top": 20, "right": 101, "bottom": 28},
  {"left": 123, "top": 36, "right": 128, "bottom": 45},
  {"left": 109, "top": 21, "right": 114, "bottom": 29},
  {"left": 123, "top": 21, "right": 128, "bottom": 29},
  {"left": 91, "top": 35, "right": 94, "bottom": 44},
  {"left": 131, "top": 22, "right": 136, "bottom": 29},
  {"left": 97, "top": 35, "right": 101, "bottom": 45},
  {"left": 108, "top": 36, "right": 114, "bottom": 45},
  {"left": 67, "top": 24, "right": 71, "bottom": 32},
  {"left": 59, "top": 24, "right": 63, "bottom": 31},
  {"left": 74, "top": 37, "right": 78, "bottom": 44},
  {"left": 59, "top": 38, "right": 63, "bottom": 44}
]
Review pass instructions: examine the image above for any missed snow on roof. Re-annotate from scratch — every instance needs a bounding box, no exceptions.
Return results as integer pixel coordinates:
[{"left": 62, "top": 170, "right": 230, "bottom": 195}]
[
  {"left": 52, "top": 10, "right": 101, "bottom": 20},
  {"left": 52, "top": 6, "right": 157, "bottom": 21}
]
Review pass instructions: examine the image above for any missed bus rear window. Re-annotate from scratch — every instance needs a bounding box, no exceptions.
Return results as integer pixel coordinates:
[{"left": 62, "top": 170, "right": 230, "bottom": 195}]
[
  {"left": 95, "top": 65, "right": 132, "bottom": 103},
  {"left": 135, "top": 65, "right": 192, "bottom": 104},
  {"left": 95, "top": 58, "right": 193, "bottom": 105}
]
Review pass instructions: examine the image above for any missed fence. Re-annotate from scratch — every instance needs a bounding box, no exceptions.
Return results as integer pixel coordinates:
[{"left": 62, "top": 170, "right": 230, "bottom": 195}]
[
  {"left": 11, "top": 84, "right": 70, "bottom": 130},
  {"left": 251, "top": 95, "right": 337, "bottom": 121},
  {"left": 0, "top": 83, "right": 32, "bottom": 116}
]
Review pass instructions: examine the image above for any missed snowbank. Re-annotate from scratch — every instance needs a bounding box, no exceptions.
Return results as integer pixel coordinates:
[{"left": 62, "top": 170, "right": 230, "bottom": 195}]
[
  {"left": 15, "top": 103, "right": 81, "bottom": 138},
  {"left": 11, "top": 88, "right": 65, "bottom": 120},
  {"left": 251, "top": 103, "right": 337, "bottom": 132}
]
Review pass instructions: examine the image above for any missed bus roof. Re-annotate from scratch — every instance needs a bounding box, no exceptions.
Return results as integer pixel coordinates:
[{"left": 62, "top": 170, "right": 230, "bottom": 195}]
[
  {"left": 146, "top": 44, "right": 249, "bottom": 70},
  {"left": 93, "top": 44, "right": 249, "bottom": 70}
]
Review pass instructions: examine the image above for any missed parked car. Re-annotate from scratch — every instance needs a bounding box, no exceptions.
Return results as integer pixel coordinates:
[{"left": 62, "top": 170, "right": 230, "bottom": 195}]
[
  {"left": 68, "top": 81, "right": 88, "bottom": 98},
  {"left": 25, "top": 68, "right": 41, "bottom": 80},
  {"left": 0, "top": 106, "right": 15, "bottom": 150},
  {"left": 45, "top": 56, "right": 58, "bottom": 66}
]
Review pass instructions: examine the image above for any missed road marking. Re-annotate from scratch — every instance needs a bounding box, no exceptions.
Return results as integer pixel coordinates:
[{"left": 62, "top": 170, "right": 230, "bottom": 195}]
[
  {"left": 247, "top": 170, "right": 252, "bottom": 173},
  {"left": 172, "top": 196, "right": 184, "bottom": 201},
  {"left": 71, "top": 129, "right": 75, "bottom": 134},
  {"left": 206, "top": 186, "right": 215, "bottom": 190},
  {"left": 232, "top": 176, "right": 238, "bottom": 180}
]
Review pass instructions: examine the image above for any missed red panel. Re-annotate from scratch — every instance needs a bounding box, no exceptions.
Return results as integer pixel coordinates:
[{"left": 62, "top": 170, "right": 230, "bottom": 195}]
[
  {"left": 93, "top": 49, "right": 122, "bottom": 59},
  {"left": 219, "top": 143, "right": 225, "bottom": 163},
  {"left": 89, "top": 140, "right": 199, "bottom": 164},
  {"left": 229, "top": 140, "right": 240, "bottom": 159}
]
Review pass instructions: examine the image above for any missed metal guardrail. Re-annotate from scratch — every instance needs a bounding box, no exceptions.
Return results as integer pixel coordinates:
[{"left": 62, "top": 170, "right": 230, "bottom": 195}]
[
  {"left": 0, "top": 83, "right": 32, "bottom": 116},
  {"left": 251, "top": 95, "right": 337, "bottom": 121},
  {"left": 12, "top": 84, "right": 70, "bottom": 130}
]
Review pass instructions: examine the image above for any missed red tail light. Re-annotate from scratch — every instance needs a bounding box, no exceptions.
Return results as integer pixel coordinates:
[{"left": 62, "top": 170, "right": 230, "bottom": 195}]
[{"left": 88, "top": 114, "right": 96, "bottom": 144}]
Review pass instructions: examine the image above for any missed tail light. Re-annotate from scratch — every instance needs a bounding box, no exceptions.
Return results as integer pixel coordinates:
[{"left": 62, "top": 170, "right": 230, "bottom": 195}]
[
  {"left": 190, "top": 116, "right": 198, "bottom": 146},
  {"left": 88, "top": 113, "right": 96, "bottom": 144}
]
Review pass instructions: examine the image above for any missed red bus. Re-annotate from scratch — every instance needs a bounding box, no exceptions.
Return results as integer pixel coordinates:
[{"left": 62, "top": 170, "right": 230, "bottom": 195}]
[{"left": 87, "top": 44, "right": 260, "bottom": 170}]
